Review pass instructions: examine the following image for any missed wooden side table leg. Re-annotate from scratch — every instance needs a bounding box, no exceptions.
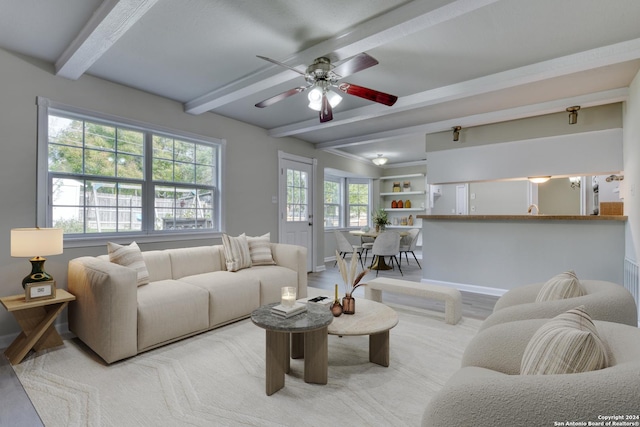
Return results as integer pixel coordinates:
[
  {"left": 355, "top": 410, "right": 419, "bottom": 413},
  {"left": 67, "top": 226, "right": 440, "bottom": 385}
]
[
  {"left": 303, "top": 326, "right": 328, "bottom": 385},
  {"left": 291, "top": 332, "right": 304, "bottom": 359},
  {"left": 369, "top": 330, "right": 390, "bottom": 367},
  {"left": 265, "top": 330, "right": 288, "bottom": 395},
  {"left": 4, "top": 302, "right": 68, "bottom": 365}
]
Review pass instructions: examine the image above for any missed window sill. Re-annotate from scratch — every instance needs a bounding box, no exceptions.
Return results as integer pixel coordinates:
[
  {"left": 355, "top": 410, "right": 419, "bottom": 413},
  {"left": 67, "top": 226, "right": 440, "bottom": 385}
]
[{"left": 63, "top": 231, "right": 224, "bottom": 249}]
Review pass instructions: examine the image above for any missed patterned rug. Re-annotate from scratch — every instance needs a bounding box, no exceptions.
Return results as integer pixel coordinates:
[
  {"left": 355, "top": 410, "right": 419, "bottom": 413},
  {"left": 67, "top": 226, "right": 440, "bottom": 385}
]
[{"left": 14, "top": 298, "right": 480, "bottom": 427}]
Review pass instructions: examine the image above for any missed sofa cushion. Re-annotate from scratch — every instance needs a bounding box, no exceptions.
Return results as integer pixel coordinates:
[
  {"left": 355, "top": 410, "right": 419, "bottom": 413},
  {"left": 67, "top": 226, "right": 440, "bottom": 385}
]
[
  {"left": 222, "top": 233, "right": 252, "bottom": 272},
  {"left": 179, "top": 271, "right": 261, "bottom": 327},
  {"left": 141, "top": 250, "right": 173, "bottom": 282},
  {"left": 521, "top": 306, "right": 608, "bottom": 375},
  {"left": 107, "top": 241, "right": 150, "bottom": 286},
  {"left": 247, "top": 233, "right": 276, "bottom": 266},
  {"left": 234, "top": 265, "right": 299, "bottom": 305},
  {"left": 535, "top": 270, "right": 584, "bottom": 302},
  {"left": 168, "top": 246, "right": 221, "bottom": 279},
  {"left": 136, "top": 280, "right": 209, "bottom": 351}
]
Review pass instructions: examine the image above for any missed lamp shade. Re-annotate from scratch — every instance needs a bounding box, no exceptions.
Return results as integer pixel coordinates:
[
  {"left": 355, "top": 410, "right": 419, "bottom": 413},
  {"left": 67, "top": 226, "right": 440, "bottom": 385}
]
[{"left": 11, "top": 228, "right": 63, "bottom": 258}]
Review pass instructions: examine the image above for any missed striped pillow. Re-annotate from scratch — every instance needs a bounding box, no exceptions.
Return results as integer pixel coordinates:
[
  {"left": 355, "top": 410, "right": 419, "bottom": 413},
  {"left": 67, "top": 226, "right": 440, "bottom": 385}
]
[
  {"left": 107, "top": 241, "right": 150, "bottom": 286},
  {"left": 521, "top": 306, "right": 609, "bottom": 375},
  {"left": 536, "top": 270, "right": 584, "bottom": 302},
  {"left": 222, "top": 233, "right": 252, "bottom": 272},
  {"left": 247, "top": 233, "right": 275, "bottom": 266}
]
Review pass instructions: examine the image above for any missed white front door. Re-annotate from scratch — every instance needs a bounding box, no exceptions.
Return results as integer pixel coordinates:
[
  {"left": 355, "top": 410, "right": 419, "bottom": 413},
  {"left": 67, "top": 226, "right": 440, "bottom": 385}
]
[{"left": 279, "top": 153, "right": 315, "bottom": 271}]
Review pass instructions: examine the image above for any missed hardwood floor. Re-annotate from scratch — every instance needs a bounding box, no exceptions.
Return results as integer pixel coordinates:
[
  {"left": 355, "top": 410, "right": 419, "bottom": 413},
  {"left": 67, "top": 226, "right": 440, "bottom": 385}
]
[{"left": 310, "top": 256, "right": 499, "bottom": 321}]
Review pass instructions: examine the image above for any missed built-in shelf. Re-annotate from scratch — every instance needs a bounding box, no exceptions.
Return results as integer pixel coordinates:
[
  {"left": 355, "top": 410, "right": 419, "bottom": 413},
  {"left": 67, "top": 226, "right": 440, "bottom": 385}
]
[
  {"left": 383, "top": 208, "right": 424, "bottom": 212},
  {"left": 380, "top": 191, "right": 425, "bottom": 196},
  {"left": 379, "top": 173, "right": 425, "bottom": 180}
]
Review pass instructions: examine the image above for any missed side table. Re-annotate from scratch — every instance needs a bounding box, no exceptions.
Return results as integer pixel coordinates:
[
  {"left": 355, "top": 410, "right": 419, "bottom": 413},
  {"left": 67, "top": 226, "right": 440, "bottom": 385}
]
[
  {"left": 0, "top": 288, "right": 75, "bottom": 365},
  {"left": 251, "top": 302, "right": 333, "bottom": 395}
]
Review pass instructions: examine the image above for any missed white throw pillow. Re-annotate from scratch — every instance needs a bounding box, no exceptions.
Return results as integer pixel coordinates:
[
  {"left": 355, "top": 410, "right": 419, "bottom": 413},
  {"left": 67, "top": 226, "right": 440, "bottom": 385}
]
[
  {"left": 107, "top": 241, "right": 150, "bottom": 286},
  {"left": 246, "top": 233, "right": 276, "bottom": 266},
  {"left": 535, "top": 270, "right": 584, "bottom": 302},
  {"left": 222, "top": 233, "right": 252, "bottom": 272},
  {"left": 521, "top": 306, "right": 608, "bottom": 375}
]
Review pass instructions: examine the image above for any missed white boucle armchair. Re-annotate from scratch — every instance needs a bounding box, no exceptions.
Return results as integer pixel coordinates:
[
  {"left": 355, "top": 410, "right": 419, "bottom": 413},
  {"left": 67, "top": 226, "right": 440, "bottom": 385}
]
[
  {"left": 422, "top": 318, "right": 640, "bottom": 427},
  {"left": 480, "top": 280, "right": 637, "bottom": 331}
]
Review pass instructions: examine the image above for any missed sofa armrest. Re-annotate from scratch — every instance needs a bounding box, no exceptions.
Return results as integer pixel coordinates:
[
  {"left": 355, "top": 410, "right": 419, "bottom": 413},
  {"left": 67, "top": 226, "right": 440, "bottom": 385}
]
[
  {"left": 68, "top": 257, "right": 138, "bottom": 364},
  {"left": 270, "top": 243, "right": 308, "bottom": 298}
]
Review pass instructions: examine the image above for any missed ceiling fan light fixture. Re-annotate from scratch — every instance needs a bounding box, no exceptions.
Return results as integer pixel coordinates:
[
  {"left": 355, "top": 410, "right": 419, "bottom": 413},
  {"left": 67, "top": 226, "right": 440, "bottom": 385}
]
[
  {"left": 307, "top": 86, "right": 323, "bottom": 110},
  {"left": 326, "top": 90, "right": 342, "bottom": 108},
  {"left": 372, "top": 154, "right": 388, "bottom": 166}
]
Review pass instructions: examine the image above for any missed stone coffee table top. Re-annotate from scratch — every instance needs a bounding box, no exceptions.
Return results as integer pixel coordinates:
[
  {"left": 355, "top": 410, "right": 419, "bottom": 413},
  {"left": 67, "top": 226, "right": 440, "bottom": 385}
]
[
  {"left": 328, "top": 298, "right": 398, "bottom": 336},
  {"left": 251, "top": 302, "right": 333, "bottom": 333}
]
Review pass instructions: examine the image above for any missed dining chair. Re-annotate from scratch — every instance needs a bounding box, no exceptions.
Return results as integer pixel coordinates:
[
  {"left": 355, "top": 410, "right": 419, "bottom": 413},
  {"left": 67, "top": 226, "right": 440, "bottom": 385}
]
[
  {"left": 399, "top": 228, "right": 421, "bottom": 269},
  {"left": 371, "top": 231, "right": 402, "bottom": 276},
  {"left": 333, "top": 230, "right": 364, "bottom": 268},
  {"left": 360, "top": 235, "right": 375, "bottom": 265}
]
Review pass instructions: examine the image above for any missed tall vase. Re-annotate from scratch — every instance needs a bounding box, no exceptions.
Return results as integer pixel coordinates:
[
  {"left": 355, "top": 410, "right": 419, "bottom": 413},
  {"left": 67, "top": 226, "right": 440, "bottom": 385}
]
[
  {"left": 342, "top": 293, "right": 355, "bottom": 315},
  {"left": 330, "top": 284, "right": 343, "bottom": 317}
]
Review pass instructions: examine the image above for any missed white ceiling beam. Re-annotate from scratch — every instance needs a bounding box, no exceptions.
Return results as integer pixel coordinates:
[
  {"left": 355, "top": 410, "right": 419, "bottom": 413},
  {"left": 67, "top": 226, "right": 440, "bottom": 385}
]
[
  {"left": 315, "top": 88, "right": 629, "bottom": 150},
  {"left": 55, "top": 0, "right": 159, "bottom": 80},
  {"left": 270, "top": 38, "right": 640, "bottom": 138},
  {"left": 183, "top": 0, "right": 499, "bottom": 115}
]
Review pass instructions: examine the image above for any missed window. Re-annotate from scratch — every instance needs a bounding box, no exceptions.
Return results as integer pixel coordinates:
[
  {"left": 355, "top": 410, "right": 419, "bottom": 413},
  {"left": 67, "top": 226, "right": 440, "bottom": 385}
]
[
  {"left": 323, "top": 175, "right": 371, "bottom": 228},
  {"left": 38, "top": 98, "right": 224, "bottom": 241}
]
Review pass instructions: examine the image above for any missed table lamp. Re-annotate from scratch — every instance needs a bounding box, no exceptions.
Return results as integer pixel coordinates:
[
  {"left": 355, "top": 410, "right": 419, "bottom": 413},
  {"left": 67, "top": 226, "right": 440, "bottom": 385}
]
[{"left": 11, "top": 228, "right": 63, "bottom": 288}]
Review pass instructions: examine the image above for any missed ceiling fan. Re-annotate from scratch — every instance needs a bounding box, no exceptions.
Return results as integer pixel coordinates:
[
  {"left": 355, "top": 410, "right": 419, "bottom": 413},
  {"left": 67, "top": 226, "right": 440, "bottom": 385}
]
[{"left": 254, "top": 53, "right": 398, "bottom": 123}]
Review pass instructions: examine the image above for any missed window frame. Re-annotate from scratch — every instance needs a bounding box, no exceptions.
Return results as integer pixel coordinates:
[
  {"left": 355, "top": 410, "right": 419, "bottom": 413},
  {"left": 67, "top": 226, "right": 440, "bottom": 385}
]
[
  {"left": 36, "top": 97, "right": 226, "bottom": 247},
  {"left": 323, "top": 174, "right": 372, "bottom": 230}
]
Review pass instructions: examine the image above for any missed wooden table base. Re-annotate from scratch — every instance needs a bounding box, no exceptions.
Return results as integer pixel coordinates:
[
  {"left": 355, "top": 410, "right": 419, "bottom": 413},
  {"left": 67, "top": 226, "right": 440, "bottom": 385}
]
[
  {"left": 4, "top": 301, "right": 71, "bottom": 365},
  {"left": 264, "top": 327, "right": 328, "bottom": 396}
]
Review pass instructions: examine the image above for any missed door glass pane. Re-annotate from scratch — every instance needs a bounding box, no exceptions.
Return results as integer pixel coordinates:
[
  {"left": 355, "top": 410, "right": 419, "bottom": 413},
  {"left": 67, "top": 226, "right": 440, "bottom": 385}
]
[{"left": 286, "top": 168, "right": 308, "bottom": 222}]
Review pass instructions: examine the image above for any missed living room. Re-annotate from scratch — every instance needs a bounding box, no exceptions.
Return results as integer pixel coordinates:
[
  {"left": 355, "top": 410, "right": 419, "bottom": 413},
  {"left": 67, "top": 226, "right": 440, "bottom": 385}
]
[{"left": 1, "top": 1, "right": 640, "bottom": 425}]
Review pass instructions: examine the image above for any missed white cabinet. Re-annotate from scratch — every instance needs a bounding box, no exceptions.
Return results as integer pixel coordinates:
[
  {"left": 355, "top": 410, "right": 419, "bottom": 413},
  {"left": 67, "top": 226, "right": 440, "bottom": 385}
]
[{"left": 379, "top": 173, "right": 426, "bottom": 228}]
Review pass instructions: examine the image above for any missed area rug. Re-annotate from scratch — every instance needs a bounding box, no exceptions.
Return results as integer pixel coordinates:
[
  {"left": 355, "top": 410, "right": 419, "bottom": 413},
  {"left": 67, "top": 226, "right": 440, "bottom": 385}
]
[{"left": 14, "top": 298, "right": 481, "bottom": 427}]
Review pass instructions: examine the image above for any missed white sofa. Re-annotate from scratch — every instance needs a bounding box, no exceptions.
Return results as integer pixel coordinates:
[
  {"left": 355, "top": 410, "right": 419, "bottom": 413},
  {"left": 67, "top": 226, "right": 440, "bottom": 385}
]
[{"left": 68, "top": 243, "right": 307, "bottom": 364}]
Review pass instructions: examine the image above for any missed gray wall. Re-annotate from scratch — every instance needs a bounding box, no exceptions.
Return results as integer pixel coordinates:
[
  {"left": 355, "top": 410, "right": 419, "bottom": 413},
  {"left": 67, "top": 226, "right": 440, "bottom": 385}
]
[
  {"left": 538, "top": 178, "right": 581, "bottom": 215},
  {"left": 0, "top": 48, "right": 381, "bottom": 339}
]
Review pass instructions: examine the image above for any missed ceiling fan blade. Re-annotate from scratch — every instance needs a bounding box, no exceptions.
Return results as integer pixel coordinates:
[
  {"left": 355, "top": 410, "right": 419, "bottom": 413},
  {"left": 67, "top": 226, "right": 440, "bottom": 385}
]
[
  {"left": 319, "top": 94, "right": 333, "bottom": 122},
  {"left": 331, "top": 53, "right": 378, "bottom": 78},
  {"left": 255, "top": 86, "right": 307, "bottom": 108},
  {"left": 338, "top": 82, "right": 398, "bottom": 106},
  {"left": 256, "top": 55, "right": 305, "bottom": 76}
]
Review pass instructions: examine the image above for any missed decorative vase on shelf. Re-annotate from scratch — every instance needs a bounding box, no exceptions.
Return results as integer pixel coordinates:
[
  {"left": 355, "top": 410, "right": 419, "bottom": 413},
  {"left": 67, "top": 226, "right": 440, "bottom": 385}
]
[
  {"left": 342, "top": 293, "right": 355, "bottom": 314},
  {"left": 397, "top": 200, "right": 403, "bottom": 208},
  {"left": 405, "top": 199, "right": 411, "bottom": 208},
  {"left": 330, "top": 284, "right": 343, "bottom": 317},
  {"left": 391, "top": 200, "right": 398, "bottom": 209}
]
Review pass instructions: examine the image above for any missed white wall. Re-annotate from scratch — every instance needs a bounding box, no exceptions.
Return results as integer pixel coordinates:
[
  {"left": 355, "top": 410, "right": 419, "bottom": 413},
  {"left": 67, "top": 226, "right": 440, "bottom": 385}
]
[
  {"left": 0, "top": 48, "right": 380, "bottom": 339},
  {"left": 428, "top": 129, "right": 623, "bottom": 184},
  {"left": 624, "top": 70, "right": 640, "bottom": 264}
]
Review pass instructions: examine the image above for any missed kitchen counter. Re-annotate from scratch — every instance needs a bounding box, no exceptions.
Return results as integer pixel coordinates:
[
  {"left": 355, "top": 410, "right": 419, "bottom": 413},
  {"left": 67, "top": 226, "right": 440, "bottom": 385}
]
[
  {"left": 419, "top": 213, "right": 625, "bottom": 293},
  {"left": 418, "top": 214, "right": 626, "bottom": 221}
]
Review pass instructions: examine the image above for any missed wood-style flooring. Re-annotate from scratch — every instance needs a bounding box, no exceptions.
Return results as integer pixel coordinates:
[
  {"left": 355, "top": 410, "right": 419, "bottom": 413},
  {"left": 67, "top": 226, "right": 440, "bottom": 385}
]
[{"left": 0, "top": 256, "right": 498, "bottom": 425}]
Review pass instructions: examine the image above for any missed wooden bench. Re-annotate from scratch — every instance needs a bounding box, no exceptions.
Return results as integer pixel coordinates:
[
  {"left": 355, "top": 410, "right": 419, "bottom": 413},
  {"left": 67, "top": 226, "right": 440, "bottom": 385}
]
[{"left": 365, "top": 278, "right": 462, "bottom": 325}]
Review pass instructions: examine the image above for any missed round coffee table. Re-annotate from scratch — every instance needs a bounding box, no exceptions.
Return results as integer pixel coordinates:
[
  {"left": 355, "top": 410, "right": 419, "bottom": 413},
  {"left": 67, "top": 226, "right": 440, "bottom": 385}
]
[
  {"left": 328, "top": 298, "right": 398, "bottom": 367},
  {"left": 251, "top": 303, "right": 333, "bottom": 395}
]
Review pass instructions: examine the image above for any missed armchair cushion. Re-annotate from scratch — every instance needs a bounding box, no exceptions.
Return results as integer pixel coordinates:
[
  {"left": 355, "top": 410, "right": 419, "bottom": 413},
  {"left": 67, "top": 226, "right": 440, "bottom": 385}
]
[
  {"left": 521, "top": 306, "right": 608, "bottom": 375},
  {"left": 535, "top": 270, "right": 584, "bottom": 302}
]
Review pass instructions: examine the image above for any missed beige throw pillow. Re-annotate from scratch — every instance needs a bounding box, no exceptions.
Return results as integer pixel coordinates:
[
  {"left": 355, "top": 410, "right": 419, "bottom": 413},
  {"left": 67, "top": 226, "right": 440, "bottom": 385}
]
[
  {"left": 107, "top": 241, "right": 150, "bottom": 286},
  {"left": 222, "top": 233, "right": 252, "bottom": 272},
  {"left": 521, "top": 306, "right": 608, "bottom": 375},
  {"left": 536, "top": 270, "right": 584, "bottom": 302},
  {"left": 246, "top": 233, "right": 276, "bottom": 266}
]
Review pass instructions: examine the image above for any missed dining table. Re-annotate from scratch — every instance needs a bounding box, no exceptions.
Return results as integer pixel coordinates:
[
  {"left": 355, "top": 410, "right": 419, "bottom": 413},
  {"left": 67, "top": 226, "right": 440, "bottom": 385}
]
[{"left": 349, "top": 229, "right": 409, "bottom": 271}]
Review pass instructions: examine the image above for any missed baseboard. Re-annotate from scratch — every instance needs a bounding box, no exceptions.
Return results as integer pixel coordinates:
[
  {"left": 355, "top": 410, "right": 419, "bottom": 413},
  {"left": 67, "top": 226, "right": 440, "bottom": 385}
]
[
  {"left": 314, "top": 264, "right": 326, "bottom": 273},
  {"left": 420, "top": 279, "right": 508, "bottom": 297},
  {"left": 324, "top": 256, "right": 337, "bottom": 263}
]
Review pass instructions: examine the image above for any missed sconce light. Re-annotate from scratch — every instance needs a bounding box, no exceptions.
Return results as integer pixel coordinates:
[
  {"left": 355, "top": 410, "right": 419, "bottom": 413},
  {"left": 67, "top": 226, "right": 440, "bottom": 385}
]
[
  {"left": 569, "top": 176, "right": 581, "bottom": 189},
  {"left": 566, "top": 106, "right": 580, "bottom": 125},
  {"left": 528, "top": 176, "right": 551, "bottom": 184},
  {"left": 372, "top": 154, "right": 388, "bottom": 166},
  {"left": 452, "top": 126, "right": 461, "bottom": 142}
]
